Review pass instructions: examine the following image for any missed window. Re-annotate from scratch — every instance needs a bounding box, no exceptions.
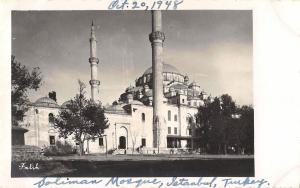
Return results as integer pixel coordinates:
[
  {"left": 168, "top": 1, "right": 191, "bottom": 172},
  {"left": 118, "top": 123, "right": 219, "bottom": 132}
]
[
  {"left": 141, "top": 138, "right": 146, "bottom": 147},
  {"left": 174, "top": 115, "right": 177, "bottom": 122},
  {"left": 188, "top": 129, "right": 192, "bottom": 136},
  {"left": 182, "top": 99, "right": 185, "bottom": 103},
  {"left": 168, "top": 110, "right": 171, "bottom": 121},
  {"left": 49, "top": 136, "right": 55, "bottom": 145},
  {"left": 188, "top": 102, "right": 191, "bottom": 106},
  {"left": 141, "top": 113, "right": 145, "bottom": 122},
  {"left": 99, "top": 137, "right": 103, "bottom": 146},
  {"left": 174, "top": 127, "right": 177, "bottom": 134},
  {"left": 194, "top": 102, "right": 197, "bottom": 106},
  {"left": 168, "top": 127, "right": 171, "bottom": 134},
  {"left": 48, "top": 113, "right": 54, "bottom": 123},
  {"left": 35, "top": 109, "right": 39, "bottom": 114}
]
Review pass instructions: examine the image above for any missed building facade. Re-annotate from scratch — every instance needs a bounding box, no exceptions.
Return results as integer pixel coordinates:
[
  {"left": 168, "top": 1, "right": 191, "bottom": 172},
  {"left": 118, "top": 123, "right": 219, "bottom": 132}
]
[{"left": 21, "top": 11, "right": 209, "bottom": 154}]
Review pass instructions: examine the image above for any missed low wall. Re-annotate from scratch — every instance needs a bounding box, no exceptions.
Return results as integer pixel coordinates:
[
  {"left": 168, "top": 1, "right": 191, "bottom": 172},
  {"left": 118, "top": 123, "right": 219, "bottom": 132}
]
[{"left": 12, "top": 145, "right": 43, "bottom": 161}]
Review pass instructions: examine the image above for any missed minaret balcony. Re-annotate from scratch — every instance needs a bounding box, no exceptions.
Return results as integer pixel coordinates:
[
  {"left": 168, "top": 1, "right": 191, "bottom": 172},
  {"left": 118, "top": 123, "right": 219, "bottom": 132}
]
[
  {"left": 89, "top": 80, "right": 100, "bottom": 86},
  {"left": 89, "top": 57, "right": 99, "bottom": 64},
  {"left": 149, "top": 31, "right": 165, "bottom": 43}
]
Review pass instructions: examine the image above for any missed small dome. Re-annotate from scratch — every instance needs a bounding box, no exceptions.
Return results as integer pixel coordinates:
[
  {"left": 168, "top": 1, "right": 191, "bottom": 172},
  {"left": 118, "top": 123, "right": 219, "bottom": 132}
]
[
  {"left": 35, "top": 97, "right": 59, "bottom": 108},
  {"left": 189, "top": 81, "right": 199, "bottom": 87},
  {"left": 104, "top": 104, "right": 128, "bottom": 114},
  {"left": 129, "top": 100, "right": 143, "bottom": 105},
  {"left": 144, "top": 63, "right": 181, "bottom": 75},
  {"left": 61, "top": 100, "right": 72, "bottom": 108},
  {"left": 105, "top": 105, "right": 124, "bottom": 111},
  {"left": 144, "top": 89, "right": 153, "bottom": 97}
]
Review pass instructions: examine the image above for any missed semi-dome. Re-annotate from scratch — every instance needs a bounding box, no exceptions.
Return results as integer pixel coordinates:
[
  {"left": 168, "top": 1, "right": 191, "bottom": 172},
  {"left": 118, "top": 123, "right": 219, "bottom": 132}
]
[
  {"left": 143, "top": 63, "right": 181, "bottom": 75},
  {"left": 34, "top": 97, "right": 59, "bottom": 108},
  {"left": 61, "top": 100, "right": 72, "bottom": 109},
  {"left": 129, "top": 100, "right": 143, "bottom": 105},
  {"left": 104, "top": 104, "right": 128, "bottom": 114}
]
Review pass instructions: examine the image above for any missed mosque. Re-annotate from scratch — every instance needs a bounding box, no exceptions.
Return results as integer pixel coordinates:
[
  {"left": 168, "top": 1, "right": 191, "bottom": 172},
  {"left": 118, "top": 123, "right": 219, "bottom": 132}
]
[{"left": 21, "top": 11, "right": 208, "bottom": 154}]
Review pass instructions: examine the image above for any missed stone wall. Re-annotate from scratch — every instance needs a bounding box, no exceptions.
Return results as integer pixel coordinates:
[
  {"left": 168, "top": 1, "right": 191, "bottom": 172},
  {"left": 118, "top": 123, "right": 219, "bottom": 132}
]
[{"left": 12, "top": 145, "right": 43, "bottom": 161}]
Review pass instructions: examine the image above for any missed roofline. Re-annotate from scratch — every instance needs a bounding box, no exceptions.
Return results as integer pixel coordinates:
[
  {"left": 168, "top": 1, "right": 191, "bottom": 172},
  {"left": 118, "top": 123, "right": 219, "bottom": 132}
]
[{"left": 142, "top": 71, "right": 186, "bottom": 78}]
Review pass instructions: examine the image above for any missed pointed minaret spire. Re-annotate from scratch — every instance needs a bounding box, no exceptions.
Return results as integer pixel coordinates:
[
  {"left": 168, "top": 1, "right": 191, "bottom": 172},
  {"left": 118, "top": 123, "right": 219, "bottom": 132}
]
[
  {"left": 89, "top": 20, "right": 100, "bottom": 102},
  {"left": 90, "top": 20, "right": 96, "bottom": 41}
]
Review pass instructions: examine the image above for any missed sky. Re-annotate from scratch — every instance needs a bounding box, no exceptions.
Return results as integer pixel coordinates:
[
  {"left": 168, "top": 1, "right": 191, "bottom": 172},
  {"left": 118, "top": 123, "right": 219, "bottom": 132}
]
[{"left": 12, "top": 10, "right": 253, "bottom": 106}]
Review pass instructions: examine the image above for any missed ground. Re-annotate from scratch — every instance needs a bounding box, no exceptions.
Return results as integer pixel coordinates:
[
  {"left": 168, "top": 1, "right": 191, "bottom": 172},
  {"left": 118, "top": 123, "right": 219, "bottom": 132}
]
[{"left": 11, "top": 154, "right": 254, "bottom": 177}]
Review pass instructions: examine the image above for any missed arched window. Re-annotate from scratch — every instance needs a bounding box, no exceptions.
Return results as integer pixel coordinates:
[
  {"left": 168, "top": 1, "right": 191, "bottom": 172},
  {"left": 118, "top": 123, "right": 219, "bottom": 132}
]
[
  {"left": 141, "top": 113, "right": 145, "bottom": 122},
  {"left": 48, "top": 113, "right": 54, "bottom": 123}
]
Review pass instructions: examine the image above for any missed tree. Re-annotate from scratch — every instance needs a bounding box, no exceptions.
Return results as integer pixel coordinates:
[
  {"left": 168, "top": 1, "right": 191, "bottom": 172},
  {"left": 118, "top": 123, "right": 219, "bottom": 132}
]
[
  {"left": 54, "top": 80, "right": 109, "bottom": 155},
  {"left": 220, "top": 94, "right": 236, "bottom": 117},
  {"left": 11, "top": 55, "right": 42, "bottom": 126},
  {"left": 238, "top": 105, "right": 254, "bottom": 154},
  {"left": 129, "top": 127, "right": 139, "bottom": 154},
  {"left": 196, "top": 94, "right": 246, "bottom": 154}
]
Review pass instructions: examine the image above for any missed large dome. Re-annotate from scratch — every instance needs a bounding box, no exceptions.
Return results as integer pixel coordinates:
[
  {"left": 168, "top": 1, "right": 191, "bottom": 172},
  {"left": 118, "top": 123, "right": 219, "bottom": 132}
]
[
  {"left": 34, "top": 97, "right": 59, "bottom": 108},
  {"left": 143, "top": 63, "right": 181, "bottom": 75}
]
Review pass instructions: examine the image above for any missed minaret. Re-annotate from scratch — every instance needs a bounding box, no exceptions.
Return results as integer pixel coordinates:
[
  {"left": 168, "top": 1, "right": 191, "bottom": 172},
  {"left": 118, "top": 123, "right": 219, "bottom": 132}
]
[
  {"left": 89, "top": 21, "right": 100, "bottom": 102},
  {"left": 149, "top": 11, "right": 165, "bottom": 150}
]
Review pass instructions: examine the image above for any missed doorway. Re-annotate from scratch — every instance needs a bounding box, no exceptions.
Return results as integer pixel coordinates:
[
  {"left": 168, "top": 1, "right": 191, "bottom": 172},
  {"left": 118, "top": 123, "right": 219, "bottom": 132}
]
[{"left": 119, "top": 136, "right": 126, "bottom": 149}]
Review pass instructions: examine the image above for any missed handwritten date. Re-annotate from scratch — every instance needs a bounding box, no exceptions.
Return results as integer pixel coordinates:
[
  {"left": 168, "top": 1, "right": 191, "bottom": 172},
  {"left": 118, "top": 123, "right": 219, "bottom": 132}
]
[{"left": 108, "top": 0, "right": 184, "bottom": 10}]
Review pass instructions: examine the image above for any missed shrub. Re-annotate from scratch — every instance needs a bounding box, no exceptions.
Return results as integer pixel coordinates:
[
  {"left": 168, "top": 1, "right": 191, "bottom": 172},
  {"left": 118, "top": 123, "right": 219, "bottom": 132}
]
[
  {"left": 43, "top": 141, "right": 76, "bottom": 156},
  {"left": 107, "top": 148, "right": 116, "bottom": 154}
]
